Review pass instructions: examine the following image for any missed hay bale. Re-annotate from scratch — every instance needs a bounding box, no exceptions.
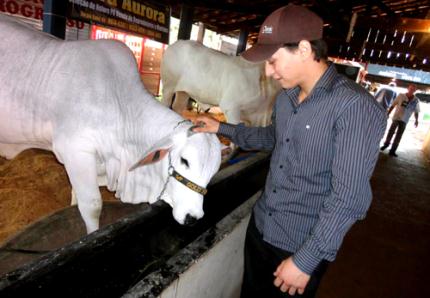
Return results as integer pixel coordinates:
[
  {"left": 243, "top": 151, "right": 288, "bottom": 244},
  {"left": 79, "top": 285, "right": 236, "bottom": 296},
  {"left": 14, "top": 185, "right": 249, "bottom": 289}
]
[{"left": 0, "top": 149, "right": 116, "bottom": 244}]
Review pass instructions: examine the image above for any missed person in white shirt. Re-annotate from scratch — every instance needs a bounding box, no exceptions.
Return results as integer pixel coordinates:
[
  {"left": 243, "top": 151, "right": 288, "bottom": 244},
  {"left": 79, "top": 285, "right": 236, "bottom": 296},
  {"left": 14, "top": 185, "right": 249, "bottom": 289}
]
[{"left": 380, "top": 83, "right": 420, "bottom": 157}]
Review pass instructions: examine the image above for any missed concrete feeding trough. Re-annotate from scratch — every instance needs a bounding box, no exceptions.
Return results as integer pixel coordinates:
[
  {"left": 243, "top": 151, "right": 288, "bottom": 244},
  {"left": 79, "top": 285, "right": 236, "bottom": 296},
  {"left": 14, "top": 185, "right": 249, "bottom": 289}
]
[
  {"left": 0, "top": 151, "right": 270, "bottom": 297},
  {"left": 0, "top": 201, "right": 151, "bottom": 276},
  {"left": 124, "top": 191, "right": 261, "bottom": 298}
]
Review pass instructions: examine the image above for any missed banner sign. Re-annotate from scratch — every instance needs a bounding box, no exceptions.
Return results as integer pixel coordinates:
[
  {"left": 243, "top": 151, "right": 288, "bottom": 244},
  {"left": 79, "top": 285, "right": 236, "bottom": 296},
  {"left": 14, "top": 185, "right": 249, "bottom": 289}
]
[
  {"left": 0, "top": 0, "right": 84, "bottom": 29},
  {"left": 68, "top": 0, "right": 170, "bottom": 44},
  {"left": 367, "top": 64, "right": 430, "bottom": 84}
]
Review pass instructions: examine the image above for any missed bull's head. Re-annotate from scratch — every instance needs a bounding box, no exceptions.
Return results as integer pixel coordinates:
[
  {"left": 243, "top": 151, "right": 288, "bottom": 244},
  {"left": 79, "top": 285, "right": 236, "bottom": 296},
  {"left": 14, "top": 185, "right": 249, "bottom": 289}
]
[{"left": 129, "top": 126, "right": 221, "bottom": 225}]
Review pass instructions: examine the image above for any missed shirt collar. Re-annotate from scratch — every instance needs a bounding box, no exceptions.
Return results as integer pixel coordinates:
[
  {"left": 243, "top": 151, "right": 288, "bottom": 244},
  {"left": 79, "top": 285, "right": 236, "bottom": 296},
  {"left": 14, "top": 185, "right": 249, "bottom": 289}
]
[
  {"left": 312, "top": 62, "right": 338, "bottom": 92},
  {"left": 283, "top": 63, "right": 338, "bottom": 105}
]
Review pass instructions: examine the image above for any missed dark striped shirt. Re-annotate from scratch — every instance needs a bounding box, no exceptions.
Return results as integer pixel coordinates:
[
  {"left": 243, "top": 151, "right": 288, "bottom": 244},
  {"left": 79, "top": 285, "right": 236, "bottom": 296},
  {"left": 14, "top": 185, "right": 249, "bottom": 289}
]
[{"left": 218, "top": 64, "right": 387, "bottom": 274}]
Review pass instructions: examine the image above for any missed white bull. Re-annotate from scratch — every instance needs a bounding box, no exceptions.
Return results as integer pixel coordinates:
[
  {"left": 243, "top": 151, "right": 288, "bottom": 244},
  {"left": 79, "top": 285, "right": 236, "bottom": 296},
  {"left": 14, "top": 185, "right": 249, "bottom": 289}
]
[
  {"left": 161, "top": 40, "right": 281, "bottom": 127},
  {"left": 0, "top": 14, "right": 221, "bottom": 234}
]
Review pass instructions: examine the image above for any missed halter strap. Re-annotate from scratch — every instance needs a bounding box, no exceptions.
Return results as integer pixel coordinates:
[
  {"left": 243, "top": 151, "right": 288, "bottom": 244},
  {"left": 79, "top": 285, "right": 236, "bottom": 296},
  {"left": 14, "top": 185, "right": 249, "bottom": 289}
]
[{"left": 170, "top": 168, "right": 208, "bottom": 195}]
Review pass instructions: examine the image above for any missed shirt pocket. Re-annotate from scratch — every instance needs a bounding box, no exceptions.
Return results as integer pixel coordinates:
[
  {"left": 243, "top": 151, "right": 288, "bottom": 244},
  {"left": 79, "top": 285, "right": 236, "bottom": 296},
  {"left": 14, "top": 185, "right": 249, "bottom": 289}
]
[{"left": 293, "top": 116, "right": 334, "bottom": 170}]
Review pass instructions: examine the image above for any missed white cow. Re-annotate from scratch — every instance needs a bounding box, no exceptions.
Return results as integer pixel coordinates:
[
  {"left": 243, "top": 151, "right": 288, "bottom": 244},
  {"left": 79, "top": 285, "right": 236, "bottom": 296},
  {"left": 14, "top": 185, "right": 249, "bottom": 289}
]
[
  {"left": 0, "top": 14, "right": 221, "bottom": 234},
  {"left": 161, "top": 40, "right": 281, "bottom": 127}
]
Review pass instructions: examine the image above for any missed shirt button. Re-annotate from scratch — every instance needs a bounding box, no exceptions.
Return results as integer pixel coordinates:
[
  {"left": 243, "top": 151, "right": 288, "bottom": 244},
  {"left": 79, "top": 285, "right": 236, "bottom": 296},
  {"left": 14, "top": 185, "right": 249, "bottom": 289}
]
[
  {"left": 279, "top": 165, "right": 283, "bottom": 169},
  {"left": 269, "top": 212, "right": 272, "bottom": 216},
  {"left": 286, "top": 138, "right": 290, "bottom": 142},
  {"left": 293, "top": 110, "right": 297, "bottom": 114},
  {"left": 273, "top": 189, "right": 277, "bottom": 193}
]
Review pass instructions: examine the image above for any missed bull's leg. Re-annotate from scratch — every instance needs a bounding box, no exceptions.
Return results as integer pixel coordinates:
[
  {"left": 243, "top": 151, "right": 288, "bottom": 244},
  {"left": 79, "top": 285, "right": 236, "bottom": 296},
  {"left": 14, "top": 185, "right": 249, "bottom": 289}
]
[
  {"left": 171, "top": 91, "right": 189, "bottom": 114},
  {"left": 219, "top": 107, "right": 241, "bottom": 162},
  {"left": 56, "top": 144, "right": 102, "bottom": 234},
  {"left": 222, "top": 107, "right": 241, "bottom": 125},
  {"left": 97, "top": 175, "right": 108, "bottom": 187},
  {"left": 71, "top": 189, "right": 77, "bottom": 205},
  {"left": 161, "top": 87, "right": 175, "bottom": 108},
  {"left": 198, "top": 102, "right": 213, "bottom": 114}
]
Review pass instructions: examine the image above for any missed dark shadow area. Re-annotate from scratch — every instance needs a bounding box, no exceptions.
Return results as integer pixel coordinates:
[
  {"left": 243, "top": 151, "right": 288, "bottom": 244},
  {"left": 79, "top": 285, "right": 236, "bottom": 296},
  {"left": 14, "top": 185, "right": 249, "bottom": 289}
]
[{"left": 318, "top": 149, "right": 430, "bottom": 298}]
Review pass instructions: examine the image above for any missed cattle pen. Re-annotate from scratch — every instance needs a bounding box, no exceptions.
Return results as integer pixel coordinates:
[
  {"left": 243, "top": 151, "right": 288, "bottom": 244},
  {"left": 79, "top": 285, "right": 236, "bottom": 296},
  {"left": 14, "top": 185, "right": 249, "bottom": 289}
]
[{"left": 0, "top": 151, "right": 270, "bottom": 297}]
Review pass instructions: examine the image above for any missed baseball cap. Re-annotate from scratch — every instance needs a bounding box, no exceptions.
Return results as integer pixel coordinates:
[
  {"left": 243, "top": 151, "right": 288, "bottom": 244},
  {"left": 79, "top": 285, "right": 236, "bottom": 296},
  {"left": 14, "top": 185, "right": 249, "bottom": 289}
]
[{"left": 241, "top": 4, "right": 323, "bottom": 62}]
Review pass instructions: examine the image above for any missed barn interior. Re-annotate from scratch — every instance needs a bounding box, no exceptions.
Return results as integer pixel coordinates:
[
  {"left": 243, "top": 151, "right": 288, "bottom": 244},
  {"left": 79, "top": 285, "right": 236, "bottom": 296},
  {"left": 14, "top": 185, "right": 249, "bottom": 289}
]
[
  {"left": 164, "top": 0, "right": 430, "bottom": 72},
  {"left": 0, "top": 0, "right": 430, "bottom": 297}
]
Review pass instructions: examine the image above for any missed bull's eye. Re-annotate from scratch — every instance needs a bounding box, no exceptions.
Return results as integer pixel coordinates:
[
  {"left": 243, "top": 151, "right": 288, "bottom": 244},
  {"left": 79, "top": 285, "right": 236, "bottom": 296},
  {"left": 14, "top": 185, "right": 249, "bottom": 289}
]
[{"left": 180, "top": 157, "right": 189, "bottom": 168}]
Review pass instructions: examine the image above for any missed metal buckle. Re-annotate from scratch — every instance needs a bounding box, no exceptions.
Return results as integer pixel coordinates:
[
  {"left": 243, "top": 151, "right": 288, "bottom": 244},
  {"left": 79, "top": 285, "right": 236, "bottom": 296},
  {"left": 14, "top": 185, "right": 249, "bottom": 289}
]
[{"left": 168, "top": 165, "right": 174, "bottom": 176}]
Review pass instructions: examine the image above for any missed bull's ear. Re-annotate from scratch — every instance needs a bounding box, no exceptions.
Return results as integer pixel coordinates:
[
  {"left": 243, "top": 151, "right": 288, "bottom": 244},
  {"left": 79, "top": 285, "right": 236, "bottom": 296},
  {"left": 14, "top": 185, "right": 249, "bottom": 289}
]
[
  {"left": 129, "top": 129, "right": 188, "bottom": 171},
  {"left": 129, "top": 148, "right": 170, "bottom": 171}
]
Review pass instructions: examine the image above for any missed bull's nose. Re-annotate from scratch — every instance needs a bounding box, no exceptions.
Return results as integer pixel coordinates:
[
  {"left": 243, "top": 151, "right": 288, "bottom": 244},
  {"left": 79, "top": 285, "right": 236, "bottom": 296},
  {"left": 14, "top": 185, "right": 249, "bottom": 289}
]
[{"left": 184, "top": 214, "right": 198, "bottom": 226}]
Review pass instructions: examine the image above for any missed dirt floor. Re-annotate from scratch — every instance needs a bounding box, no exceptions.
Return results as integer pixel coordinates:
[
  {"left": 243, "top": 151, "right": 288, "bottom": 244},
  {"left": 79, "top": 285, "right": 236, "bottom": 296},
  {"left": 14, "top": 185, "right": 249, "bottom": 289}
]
[{"left": 318, "top": 127, "right": 430, "bottom": 297}]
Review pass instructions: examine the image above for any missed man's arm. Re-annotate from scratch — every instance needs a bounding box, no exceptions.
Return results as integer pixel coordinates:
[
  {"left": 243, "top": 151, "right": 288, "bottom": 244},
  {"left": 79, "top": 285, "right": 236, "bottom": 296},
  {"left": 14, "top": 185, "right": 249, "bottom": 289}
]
[
  {"left": 387, "top": 94, "right": 400, "bottom": 115},
  {"left": 414, "top": 112, "right": 419, "bottom": 127},
  {"left": 194, "top": 102, "right": 278, "bottom": 151},
  {"left": 414, "top": 100, "right": 420, "bottom": 127},
  {"left": 274, "top": 99, "right": 387, "bottom": 295}
]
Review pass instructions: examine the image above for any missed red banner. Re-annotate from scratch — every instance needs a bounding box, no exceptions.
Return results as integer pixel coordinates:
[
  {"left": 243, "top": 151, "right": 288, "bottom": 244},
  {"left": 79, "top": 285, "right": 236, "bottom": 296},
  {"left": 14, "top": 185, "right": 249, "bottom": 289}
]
[{"left": 0, "top": 0, "right": 85, "bottom": 29}]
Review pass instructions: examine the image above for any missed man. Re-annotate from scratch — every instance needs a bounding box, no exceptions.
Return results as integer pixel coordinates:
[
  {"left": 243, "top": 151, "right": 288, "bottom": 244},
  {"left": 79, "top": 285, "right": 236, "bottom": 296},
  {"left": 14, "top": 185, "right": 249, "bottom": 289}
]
[
  {"left": 374, "top": 82, "right": 398, "bottom": 109},
  {"left": 193, "top": 4, "right": 386, "bottom": 297},
  {"left": 380, "top": 83, "right": 420, "bottom": 157}
]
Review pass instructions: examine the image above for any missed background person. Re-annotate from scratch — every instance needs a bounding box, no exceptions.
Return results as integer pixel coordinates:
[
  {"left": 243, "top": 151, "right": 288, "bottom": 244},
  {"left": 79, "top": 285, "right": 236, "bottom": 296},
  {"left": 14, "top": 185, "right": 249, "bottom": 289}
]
[
  {"left": 380, "top": 83, "right": 420, "bottom": 157},
  {"left": 374, "top": 82, "right": 398, "bottom": 109}
]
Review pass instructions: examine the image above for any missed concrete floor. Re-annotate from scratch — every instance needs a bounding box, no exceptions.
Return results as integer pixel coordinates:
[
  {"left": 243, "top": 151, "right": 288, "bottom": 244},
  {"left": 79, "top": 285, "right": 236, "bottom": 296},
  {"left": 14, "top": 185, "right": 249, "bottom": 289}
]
[{"left": 318, "top": 125, "right": 430, "bottom": 297}]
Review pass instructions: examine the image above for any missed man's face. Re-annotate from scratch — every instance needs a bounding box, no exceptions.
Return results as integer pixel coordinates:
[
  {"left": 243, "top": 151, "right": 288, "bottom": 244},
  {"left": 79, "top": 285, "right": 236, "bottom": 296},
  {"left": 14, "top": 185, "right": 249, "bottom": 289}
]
[
  {"left": 265, "top": 47, "right": 302, "bottom": 89},
  {"left": 407, "top": 84, "right": 417, "bottom": 95}
]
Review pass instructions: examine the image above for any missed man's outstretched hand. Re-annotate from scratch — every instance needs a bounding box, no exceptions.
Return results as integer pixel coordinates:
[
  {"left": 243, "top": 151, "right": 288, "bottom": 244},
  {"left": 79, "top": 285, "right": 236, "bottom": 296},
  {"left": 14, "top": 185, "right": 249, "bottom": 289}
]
[{"left": 192, "top": 115, "right": 220, "bottom": 133}]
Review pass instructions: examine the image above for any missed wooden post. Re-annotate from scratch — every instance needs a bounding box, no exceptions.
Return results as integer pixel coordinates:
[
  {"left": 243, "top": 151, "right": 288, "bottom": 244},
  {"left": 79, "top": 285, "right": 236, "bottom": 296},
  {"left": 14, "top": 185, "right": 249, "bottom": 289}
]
[
  {"left": 178, "top": 3, "right": 194, "bottom": 40},
  {"left": 236, "top": 28, "right": 249, "bottom": 55},
  {"left": 43, "top": 0, "right": 67, "bottom": 39}
]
